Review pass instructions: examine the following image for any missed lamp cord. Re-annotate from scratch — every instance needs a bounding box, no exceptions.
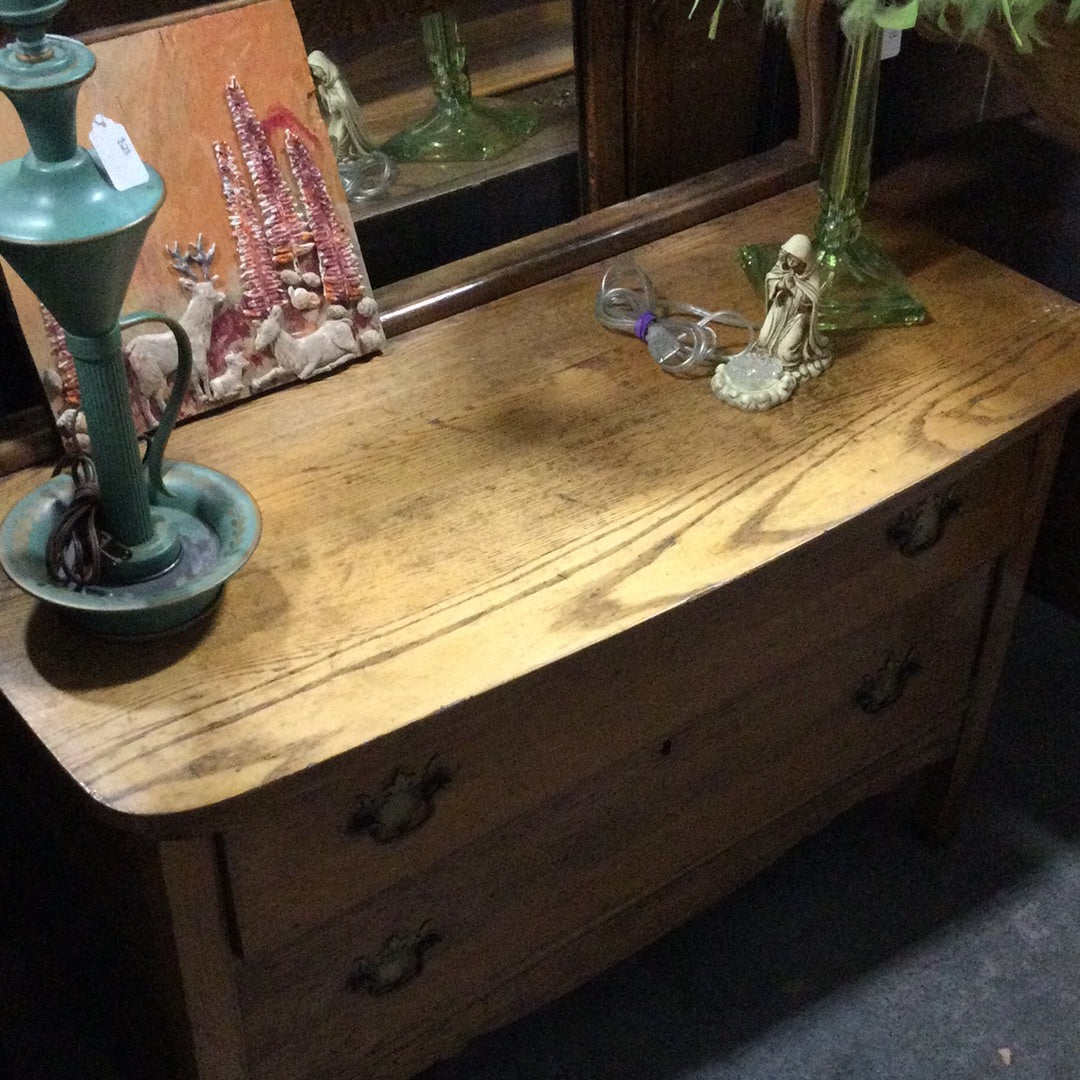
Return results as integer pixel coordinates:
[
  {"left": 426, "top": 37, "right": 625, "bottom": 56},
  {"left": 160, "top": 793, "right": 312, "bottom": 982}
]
[
  {"left": 45, "top": 453, "right": 130, "bottom": 589},
  {"left": 595, "top": 259, "right": 757, "bottom": 377}
]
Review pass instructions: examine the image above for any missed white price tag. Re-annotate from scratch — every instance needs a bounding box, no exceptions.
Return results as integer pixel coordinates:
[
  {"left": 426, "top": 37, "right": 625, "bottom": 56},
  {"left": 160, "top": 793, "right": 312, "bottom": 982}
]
[
  {"left": 88, "top": 114, "right": 150, "bottom": 191},
  {"left": 881, "top": 29, "right": 903, "bottom": 59}
]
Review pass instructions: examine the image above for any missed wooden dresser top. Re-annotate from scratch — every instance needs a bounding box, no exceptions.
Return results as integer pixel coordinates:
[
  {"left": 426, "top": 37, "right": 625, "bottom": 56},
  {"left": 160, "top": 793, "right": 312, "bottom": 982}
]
[{"left": 2, "top": 183, "right": 1079, "bottom": 831}]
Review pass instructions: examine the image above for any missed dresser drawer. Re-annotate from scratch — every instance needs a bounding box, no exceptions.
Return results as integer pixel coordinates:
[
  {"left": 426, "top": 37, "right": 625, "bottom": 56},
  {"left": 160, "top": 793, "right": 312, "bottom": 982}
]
[
  {"left": 223, "top": 437, "right": 1033, "bottom": 958},
  {"left": 238, "top": 566, "right": 991, "bottom": 1079}
]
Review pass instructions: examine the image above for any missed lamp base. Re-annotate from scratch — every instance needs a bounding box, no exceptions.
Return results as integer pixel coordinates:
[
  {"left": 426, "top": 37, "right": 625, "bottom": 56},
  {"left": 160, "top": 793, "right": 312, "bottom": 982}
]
[
  {"left": 0, "top": 461, "right": 260, "bottom": 638},
  {"left": 380, "top": 96, "right": 539, "bottom": 162},
  {"left": 737, "top": 237, "right": 927, "bottom": 333}
]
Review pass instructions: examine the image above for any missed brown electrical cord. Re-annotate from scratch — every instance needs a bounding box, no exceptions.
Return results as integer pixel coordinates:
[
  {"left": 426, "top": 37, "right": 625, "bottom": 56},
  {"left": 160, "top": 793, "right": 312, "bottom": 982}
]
[{"left": 45, "top": 454, "right": 130, "bottom": 588}]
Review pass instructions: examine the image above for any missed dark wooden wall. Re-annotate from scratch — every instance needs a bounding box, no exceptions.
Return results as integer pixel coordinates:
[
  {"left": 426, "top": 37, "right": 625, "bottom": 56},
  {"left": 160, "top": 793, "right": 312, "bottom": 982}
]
[
  {"left": 874, "top": 32, "right": 1080, "bottom": 616},
  {"left": 573, "top": 0, "right": 798, "bottom": 210}
]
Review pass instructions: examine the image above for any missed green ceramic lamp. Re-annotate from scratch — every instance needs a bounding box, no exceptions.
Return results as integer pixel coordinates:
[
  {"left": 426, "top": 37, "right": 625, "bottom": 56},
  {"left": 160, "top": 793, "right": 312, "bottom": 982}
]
[{"left": 0, "top": 0, "right": 259, "bottom": 636}]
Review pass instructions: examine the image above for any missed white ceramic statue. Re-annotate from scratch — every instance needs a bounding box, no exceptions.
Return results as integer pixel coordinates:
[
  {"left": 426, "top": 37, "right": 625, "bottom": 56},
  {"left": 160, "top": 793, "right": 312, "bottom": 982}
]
[
  {"left": 757, "top": 233, "right": 831, "bottom": 377},
  {"left": 711, "top": 234, "right": 831, "bottom": 410}
]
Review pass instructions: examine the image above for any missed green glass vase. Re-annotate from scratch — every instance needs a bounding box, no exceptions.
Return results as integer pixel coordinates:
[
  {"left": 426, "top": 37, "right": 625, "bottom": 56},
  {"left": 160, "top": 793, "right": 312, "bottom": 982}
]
[
  {"left": 739, "top": 20, "right": 926, "bottom": 332},
  {"left": 381, "top": 10, "right": 538, "bottom": 163}
]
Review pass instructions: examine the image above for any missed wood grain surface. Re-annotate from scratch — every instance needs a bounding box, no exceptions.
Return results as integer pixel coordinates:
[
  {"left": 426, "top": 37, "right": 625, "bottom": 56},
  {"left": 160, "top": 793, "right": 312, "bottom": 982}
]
[
  {"left": 1, "top": 183, "right": 1079, "bottom": 830},
  {"left": 224, "top": 434, "right": 1031, "bottom": 956},
  {"left": 239, "top": 568, "right": 989, "bottom": 1078}
]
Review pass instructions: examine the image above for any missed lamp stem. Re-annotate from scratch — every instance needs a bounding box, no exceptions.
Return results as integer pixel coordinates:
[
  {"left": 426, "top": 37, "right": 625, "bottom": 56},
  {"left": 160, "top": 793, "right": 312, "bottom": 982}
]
[
  {"left": 64, "top": 330, "right": 181, "bottom": 580},
  {"left": 8, "top": 79, "right": 81, "bottom": 160}
]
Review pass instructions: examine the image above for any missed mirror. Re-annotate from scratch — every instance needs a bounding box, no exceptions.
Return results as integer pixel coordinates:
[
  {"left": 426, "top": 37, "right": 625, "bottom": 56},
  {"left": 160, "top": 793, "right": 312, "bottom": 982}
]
[
  {"left": 299, "top": 0, "right": 800, "bottom": 289},
  {"left": 315, "top": 2, "right": 580, "bottom": 287}
]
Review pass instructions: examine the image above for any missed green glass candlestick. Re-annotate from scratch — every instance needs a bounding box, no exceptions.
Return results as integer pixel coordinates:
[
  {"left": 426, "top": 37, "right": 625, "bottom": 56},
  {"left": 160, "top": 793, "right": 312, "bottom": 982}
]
[
  {"left": 739, "top": 19, "right": 926, "bottom": 332},
  {"left": 381, "top": 10, "right": 539, "bottom": 163}
]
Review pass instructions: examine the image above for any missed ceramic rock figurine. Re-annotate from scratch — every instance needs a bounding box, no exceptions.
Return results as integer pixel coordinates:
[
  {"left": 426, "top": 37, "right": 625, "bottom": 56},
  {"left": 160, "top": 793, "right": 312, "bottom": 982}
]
[
  {"left": 711, "top": 234, "right": 831, "bottom": 411},
  {"left": 757, "top": 234, "right": 831, "bottom": 379}
]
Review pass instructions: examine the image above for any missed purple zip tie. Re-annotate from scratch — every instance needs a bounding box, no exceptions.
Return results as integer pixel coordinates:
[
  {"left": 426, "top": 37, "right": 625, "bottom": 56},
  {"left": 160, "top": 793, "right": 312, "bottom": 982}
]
[{"left": 634, "top": 311, "right": 656, "bottom": 341}]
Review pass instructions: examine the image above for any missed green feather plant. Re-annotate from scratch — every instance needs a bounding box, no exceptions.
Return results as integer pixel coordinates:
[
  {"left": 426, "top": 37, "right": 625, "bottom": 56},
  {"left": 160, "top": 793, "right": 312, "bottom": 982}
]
[{"left": 690, "top": 0, "right": 1080, "bottom": 50}]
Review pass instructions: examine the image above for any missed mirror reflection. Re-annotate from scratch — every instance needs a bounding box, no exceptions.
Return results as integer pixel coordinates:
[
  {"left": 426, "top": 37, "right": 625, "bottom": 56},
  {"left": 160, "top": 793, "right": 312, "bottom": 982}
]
[
  {"left": 313, "top": 2, "right": 578, "bottom": 286},
  {"left": 298, "top": 0, "right": 798, "bottom": 290}
]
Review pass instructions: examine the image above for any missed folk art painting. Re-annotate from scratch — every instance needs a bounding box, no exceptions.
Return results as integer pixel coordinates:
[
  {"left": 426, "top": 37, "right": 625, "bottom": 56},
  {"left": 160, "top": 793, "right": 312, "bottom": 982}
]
[{"left": 0, "top": 0, "right": 384, "bottom": 450}]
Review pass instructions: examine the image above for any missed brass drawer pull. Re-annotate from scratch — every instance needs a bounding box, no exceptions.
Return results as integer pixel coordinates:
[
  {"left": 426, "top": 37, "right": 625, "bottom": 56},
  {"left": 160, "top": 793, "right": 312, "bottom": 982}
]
[
  {"left": 853, "top": 651, "right": 920, "bottom": 714},
  {"left": 348, "top": 926, "right": 442, "bottom": 996},
  {"left": 347, "top": 758, "right": 452, "bottom": 843},
  {"left": 887, "top": 490, "right": 960, "bottom": 556}
]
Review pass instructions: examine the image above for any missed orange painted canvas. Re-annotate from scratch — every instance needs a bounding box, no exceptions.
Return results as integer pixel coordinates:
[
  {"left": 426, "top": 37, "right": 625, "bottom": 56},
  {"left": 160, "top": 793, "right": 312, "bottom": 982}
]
[{"left": 0, "top": 0, "right": 383, "bottom": 446}]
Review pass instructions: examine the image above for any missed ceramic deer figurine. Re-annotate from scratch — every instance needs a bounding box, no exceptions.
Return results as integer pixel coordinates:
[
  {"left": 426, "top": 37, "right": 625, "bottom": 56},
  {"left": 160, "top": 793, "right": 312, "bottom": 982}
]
[
  {"left": 251, "top": 304, "right": 359, "bottom": 385},
  {"left": 125, "top": 277, "right": 226, "bottom": 419}
]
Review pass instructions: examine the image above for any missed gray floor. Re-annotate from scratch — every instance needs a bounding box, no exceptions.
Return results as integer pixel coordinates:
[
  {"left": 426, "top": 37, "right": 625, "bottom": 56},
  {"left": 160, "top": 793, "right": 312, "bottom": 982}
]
[
  {"left": 416, "top": 592, "right": 1080, "bottom": 1080},
  {"left": 2, "top": 592, "right": 1077, "bottom": 1078}
]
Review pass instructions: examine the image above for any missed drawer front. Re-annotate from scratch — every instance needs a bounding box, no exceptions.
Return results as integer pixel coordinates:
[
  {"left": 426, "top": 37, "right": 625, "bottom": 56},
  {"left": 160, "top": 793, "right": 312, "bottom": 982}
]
[
  {"left": 224, "top": 437, "right": 1034, "bottom": 957},
  {"left": 239, "top": 566, "right": 992, "bottom": 1080}
]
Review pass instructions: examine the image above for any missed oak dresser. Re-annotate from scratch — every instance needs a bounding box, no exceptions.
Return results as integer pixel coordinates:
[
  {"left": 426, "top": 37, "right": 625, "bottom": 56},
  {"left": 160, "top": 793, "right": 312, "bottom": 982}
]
[{"left": 2, "top": 184, "right": 1080, "bottom": 1079}]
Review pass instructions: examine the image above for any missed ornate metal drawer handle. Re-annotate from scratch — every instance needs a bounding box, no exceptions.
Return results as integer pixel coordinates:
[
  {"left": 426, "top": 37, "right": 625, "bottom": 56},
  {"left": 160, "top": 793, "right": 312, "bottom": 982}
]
[
  {"left": 347, "top": 757, "right": 452, "bottom": 843},
  {"left": 853, "top": 651, "right": 920, "bottom": 714},
  {"left": 347, "top": 926, "right": 442, "bottom": 996},
  {"left": 887, "top": 490, "right": 961, "bottom": 556}
]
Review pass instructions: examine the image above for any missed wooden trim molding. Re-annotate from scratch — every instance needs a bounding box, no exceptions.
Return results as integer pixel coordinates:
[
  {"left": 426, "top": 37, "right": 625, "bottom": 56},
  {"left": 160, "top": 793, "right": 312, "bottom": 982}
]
[
  {"left": 375, "top": 139, "right": 819, "bottom": 337},
  {"left": 788, "top": 0, "right": 839, "bottom": 160}
]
